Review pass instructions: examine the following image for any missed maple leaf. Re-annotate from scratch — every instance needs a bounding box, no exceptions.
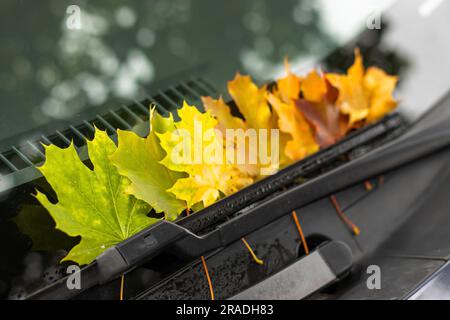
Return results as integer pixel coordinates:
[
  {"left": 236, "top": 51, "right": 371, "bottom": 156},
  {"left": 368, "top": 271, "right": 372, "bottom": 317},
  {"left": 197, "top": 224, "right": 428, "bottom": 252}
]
[
  {"left": 301, "top": 69, "right": 327, "bottom": 103},
  {"left": 276, "top": 58, "right": 303, "bottom": 102},
  {"left": 267, "top": 92, "right": 319, "bottom": 160},
  {"left": 296, "top": 70, "right": 347, "bottom": 148},
  {"left": 202, "top": 95, "right": 261, "bottom": 176},
  {"left": 159, "top": 101, "right": 253, "bottom": 209},
  {"left": 202, "top": 96, "right": 246, "bottom": 133},
  {"left": 110, "top": 109, "right": 187, "bottom": 221},
  {"left": 265, "top": 60, "right": 318, "bottom": 163},
  {"left": 364, "top": 67, "right": 398, "bottom": 123},
  {"left": 326, "top": 48, "right": 398, "bottom": 124},
  {"left": 260, "top": 59, "right": 319, "bottom": 163},
  {"left": 264, "top": 61, "right": 320, "bottom": 161},
  {"left": 227, "top": 74, "right": 283, "bottom": 173},
  {"left": 228, "top": 73, "right": 273, "bottom": 130},
  {"left": 35, "top": 128, "right": 159, "bottom": 265},
  {"left": 203, "top": 75, "right": 283, "bottom": 175}
]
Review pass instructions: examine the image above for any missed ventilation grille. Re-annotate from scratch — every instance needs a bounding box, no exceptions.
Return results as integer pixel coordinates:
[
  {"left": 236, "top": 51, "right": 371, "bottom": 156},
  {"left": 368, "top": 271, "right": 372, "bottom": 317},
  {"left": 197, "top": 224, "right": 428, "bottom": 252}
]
[{"left": 0, "top": 77, "right": 217, "bottom": 179}]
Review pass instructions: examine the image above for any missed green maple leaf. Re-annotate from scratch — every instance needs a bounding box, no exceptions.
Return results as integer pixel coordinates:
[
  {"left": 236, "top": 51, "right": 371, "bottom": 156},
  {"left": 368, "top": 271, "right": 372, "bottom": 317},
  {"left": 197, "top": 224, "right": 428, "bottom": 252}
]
[
  {"left": 110, "top": 109, "right": 187, "bottom": 220},
  {"left": 36, "top": 128, "right": 159, "bottom": 265}
]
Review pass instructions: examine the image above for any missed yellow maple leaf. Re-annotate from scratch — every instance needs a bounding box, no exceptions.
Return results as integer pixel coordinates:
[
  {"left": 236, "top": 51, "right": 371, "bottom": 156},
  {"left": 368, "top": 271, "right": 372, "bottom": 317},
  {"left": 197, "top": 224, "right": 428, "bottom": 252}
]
[
  {"left": 202, "top": 96, "right": 246, "bottom": 132},
  {"left": 204, "top": 75, "right": 283, "bottom": 176},
  {"left": 158, "top": 101, "right": 253, "bottom": 208},
  {"left": 364, "top": 67, "right": 398, "bottom": 123},
  {"left": 326, "top": 48, "right": 398, "bottom": 124},
  {"left": 202, "top": 95, "right": 259, "bottom": 177},
  {"left": 301, "top": 70, "right": 327, "bottom": 103},
  {"left": 110, "top": 109, "right": 187, "bottom": 221},
  {"left": 265, "top": 62, "right": 319, "bottom": 161},
  {"left": 228, "top": 73, "right": 273, "bottom": 130},
  {"left": 266, "top": 92, "right": 319, "bottom": 160},
  {"left": 276, "top": 58, "right": 302, "bottom": 102}
]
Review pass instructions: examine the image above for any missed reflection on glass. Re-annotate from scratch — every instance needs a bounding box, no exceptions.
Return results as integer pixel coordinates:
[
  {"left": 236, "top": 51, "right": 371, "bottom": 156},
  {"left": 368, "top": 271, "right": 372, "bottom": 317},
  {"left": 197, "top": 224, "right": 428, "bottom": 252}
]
[{"left": 0, "top": 0, "right": 396, "bottom": 143}]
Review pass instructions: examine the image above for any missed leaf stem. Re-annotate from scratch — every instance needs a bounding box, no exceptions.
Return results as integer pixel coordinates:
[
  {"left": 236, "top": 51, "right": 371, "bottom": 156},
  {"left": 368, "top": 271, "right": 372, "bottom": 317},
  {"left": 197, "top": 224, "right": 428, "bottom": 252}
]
[
  {"left": 292, "top": 210, "right": 309, "bottom": 255},
  {"left": 241, "top": 237, "right": 264, "bottom": 265},
  {"left": 119, "top": 274, "right": 125, "bottom": 300},
  {"left": 330, "top": 195, "right": 360, "bottom": 236},
  {"left": 201, "top": 255, "right": 215, "bottom": 300}
]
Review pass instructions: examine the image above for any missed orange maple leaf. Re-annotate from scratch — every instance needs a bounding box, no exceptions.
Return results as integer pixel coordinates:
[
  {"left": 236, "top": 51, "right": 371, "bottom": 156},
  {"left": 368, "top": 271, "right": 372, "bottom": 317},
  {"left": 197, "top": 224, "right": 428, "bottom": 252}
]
[
  {"left": 267, "top": 92, "right": 319, "bottom": 160},
  {"left": 364, "top": 67, "right": 398, "bottom": 123},
  {"left": 296, "top": 70, "right": 347, "bottom": 148},
  {"left": 276, "top": 58, "right": 303, "bottom": 102},
  {"left": 264, "top": 61, "right": 319, "bottom": 161},
  {"left": 326, "top": 48, "right": 398, "bottom": 124}
]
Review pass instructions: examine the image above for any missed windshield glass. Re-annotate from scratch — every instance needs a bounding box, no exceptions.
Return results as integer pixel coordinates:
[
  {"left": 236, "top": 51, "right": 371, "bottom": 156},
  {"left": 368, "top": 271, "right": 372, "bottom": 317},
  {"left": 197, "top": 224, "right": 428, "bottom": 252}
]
[
  {"left": 0, "top": 0, "right": 396, "bottom": 143},
  {"left": 4, "top": 0, "right": 450, "bottom": 301}
]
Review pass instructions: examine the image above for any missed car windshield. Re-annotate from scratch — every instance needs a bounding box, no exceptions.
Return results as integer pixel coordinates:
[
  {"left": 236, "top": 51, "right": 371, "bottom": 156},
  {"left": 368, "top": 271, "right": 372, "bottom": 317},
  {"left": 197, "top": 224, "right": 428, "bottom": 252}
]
[
  {"left": 4, "top": 0, "right": 450, "bottom": 301},
  {"left": 0, "top": 0, "right": 396, "bottom": 144}
]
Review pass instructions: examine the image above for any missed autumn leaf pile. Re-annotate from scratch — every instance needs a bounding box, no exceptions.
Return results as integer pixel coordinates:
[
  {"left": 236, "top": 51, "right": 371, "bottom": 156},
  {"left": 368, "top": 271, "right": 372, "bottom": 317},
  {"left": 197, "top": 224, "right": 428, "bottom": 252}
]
[{"left": 28, "top": 49, "right": 398, "bottom": 264}]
